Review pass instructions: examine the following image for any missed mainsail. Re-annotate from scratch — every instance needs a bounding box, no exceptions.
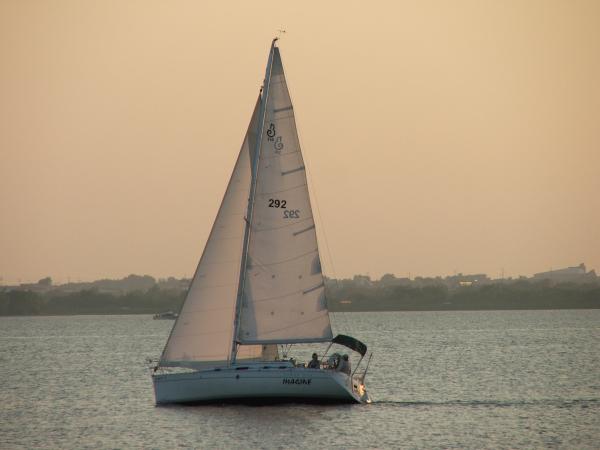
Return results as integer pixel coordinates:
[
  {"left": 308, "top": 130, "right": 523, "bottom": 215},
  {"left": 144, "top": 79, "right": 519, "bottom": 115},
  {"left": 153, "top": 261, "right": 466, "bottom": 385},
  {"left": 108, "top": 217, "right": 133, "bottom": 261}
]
[{"left": 237, "top": 46, "right": 333, "bottom": 344}]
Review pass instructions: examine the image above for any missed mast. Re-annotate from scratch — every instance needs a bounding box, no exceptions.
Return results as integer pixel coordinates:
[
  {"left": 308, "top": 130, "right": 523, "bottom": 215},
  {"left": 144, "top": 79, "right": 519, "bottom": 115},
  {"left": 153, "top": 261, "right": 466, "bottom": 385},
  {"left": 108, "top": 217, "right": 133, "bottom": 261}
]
[{"left": 230, "top": 38, "right": 278, "bottom": 364}]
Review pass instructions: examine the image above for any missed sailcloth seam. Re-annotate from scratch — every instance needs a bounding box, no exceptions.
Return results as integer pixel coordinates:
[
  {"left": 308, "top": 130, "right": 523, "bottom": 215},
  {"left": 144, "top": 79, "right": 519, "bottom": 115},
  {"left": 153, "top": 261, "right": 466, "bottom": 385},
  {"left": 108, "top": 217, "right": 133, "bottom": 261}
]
[
  {"left": 258, "top": 182, "right": 308, "bottom": 195},
  {"left": 293, "top": 224, "right": 316, "bottom": 236},
  {"left": 250, "top": 284, "right": 323, "bottom": 303},
  {"left": 249, "top": 248, "right": 317, "bottom": 267},
  {"left": 256, "top": 312, "right": 330, "bottom": 337},
  {"left": 281, "top": 166, "right": 305, "bottom": 176},
  {"left": 259, "top": 149, "right": 300, "bottom": 161},
  {"left": 252, "top": 216, "right": 313, "bottom": 233}
]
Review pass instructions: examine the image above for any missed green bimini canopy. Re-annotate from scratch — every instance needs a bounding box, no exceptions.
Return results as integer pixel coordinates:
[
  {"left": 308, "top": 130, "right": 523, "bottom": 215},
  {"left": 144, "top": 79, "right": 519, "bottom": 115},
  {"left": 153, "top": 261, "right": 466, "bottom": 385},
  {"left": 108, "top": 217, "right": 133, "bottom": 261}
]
[{"left": 332, "top": 334, "right": 367, "bottom": 356}]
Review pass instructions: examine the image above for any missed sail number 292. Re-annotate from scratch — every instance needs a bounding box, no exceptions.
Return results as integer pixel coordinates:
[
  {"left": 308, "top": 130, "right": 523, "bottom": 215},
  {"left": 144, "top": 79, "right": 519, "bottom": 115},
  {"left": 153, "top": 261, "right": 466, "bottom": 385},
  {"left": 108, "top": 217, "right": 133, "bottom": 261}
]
[
  {"left": 283, "top": 209, "right": 300, "bottom": 219},
  {"left": 268, "top": 198, "right": 286, "bottom": 208},
  {"left": 268, "top": 199, "right": 299, "bottom": 219}
]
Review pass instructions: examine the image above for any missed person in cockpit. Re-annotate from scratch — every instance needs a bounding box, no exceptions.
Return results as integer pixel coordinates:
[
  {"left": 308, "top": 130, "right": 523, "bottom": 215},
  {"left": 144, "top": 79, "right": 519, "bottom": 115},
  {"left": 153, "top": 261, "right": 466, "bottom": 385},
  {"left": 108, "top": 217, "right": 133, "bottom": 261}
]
[{"left": 307, "top": 353, "right": 320, "bottom": 369}]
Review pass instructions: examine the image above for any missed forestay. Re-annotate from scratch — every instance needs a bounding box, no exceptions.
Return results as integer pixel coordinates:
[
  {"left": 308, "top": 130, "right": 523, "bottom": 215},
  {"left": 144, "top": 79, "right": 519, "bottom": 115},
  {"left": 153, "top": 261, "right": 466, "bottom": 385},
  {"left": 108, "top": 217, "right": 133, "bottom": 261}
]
[{"left": 238, "top": 47, "right": 333, "bottom": 344}]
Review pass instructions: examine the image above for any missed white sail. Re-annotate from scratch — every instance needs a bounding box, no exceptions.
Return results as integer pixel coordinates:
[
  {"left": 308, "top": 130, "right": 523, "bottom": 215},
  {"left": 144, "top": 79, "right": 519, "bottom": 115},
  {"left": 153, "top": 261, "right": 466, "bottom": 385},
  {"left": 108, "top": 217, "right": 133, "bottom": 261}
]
[
  {"left": 159, "top": 100, "right": 260, "bottom": 368},
  {"left": 152, "top": 42, "right": 371, "bottom": 406},
  {"left": 237, "top": 47, "right": 333, "bottom": 344}
]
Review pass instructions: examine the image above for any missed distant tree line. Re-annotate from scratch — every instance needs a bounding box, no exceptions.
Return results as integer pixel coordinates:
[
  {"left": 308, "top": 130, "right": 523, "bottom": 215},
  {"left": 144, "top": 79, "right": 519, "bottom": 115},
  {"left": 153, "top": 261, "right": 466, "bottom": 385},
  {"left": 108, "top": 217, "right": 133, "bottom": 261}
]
[
  {"left": 1, "top": 275, "right": 599, "bottom": 316},
  {"left": 326, "top": 279, "right": 600, "bottom": 311},
  {"left": 0, "top": 286, "right": 185, "bottom": 316}
]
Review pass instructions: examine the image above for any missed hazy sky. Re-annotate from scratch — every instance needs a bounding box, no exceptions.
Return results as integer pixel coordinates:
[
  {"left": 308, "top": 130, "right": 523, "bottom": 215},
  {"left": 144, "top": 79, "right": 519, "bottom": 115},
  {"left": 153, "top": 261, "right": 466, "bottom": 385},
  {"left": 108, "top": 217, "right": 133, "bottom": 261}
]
[{"left": 1, "top": 0, "right": 599, "bottom": 284}]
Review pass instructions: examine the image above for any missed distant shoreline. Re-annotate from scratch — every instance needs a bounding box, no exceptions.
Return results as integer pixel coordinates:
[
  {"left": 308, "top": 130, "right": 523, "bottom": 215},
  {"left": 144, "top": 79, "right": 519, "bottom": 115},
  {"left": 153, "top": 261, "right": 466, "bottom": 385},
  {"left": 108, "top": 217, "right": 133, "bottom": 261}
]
[
  {"left": 329, "top": 304, "right": 600, "bottom": 312},
  {"left": 2, "top": 273, "right": 598, "bottom": 316},
  {"left": 1, "top": 306, "right": 599, "bottom": 318}
]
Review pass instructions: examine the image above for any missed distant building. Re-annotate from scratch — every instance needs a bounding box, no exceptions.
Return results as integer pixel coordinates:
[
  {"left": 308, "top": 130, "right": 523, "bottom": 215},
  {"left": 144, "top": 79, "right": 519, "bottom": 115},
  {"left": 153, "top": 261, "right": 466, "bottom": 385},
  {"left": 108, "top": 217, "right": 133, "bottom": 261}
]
[
  {"left": 445, "top": 273, "right": 490, "bottom": 288},
  {"left": 532, "top": 263, "right": 597, "bottom": 283}
]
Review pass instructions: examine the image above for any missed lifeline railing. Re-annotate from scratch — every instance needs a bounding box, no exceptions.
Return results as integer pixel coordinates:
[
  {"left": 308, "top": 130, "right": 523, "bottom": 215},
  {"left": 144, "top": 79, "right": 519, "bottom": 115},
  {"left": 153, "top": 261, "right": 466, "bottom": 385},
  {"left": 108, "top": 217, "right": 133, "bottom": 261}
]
[{"left": 359, "top": 352, "right": 373, "bottom": 383}]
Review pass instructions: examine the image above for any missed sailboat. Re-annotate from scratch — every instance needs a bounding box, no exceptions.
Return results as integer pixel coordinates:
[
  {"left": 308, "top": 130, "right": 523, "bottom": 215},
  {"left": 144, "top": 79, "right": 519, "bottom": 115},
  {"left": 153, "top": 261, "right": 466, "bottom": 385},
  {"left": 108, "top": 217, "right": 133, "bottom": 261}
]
[{"left": 151, "top": 39, "right": 371, "bottom": 404}]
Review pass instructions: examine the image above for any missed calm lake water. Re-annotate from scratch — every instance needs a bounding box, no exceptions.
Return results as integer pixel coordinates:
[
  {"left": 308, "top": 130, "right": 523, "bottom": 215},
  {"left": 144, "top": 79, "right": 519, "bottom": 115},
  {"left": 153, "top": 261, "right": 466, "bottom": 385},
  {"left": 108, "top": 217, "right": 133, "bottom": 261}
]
[{"left": 1, "top": 310, "right": 599, "bottom": 449}]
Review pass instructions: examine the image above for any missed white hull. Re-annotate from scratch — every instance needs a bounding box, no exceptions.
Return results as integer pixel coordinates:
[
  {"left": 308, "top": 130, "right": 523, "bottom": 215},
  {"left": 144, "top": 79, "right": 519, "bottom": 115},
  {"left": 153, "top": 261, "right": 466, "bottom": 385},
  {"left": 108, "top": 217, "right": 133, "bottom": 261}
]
[{"left": 152, "top": 364, "right": 370, "bottom": 405}]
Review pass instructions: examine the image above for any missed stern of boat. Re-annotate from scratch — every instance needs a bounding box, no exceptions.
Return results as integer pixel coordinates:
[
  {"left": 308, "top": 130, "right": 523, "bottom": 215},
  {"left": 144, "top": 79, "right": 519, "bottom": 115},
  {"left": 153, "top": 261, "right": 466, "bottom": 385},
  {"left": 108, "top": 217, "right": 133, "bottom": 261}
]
[{"left": 351, "top": 375, "right": 372, "bottom": 404}]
